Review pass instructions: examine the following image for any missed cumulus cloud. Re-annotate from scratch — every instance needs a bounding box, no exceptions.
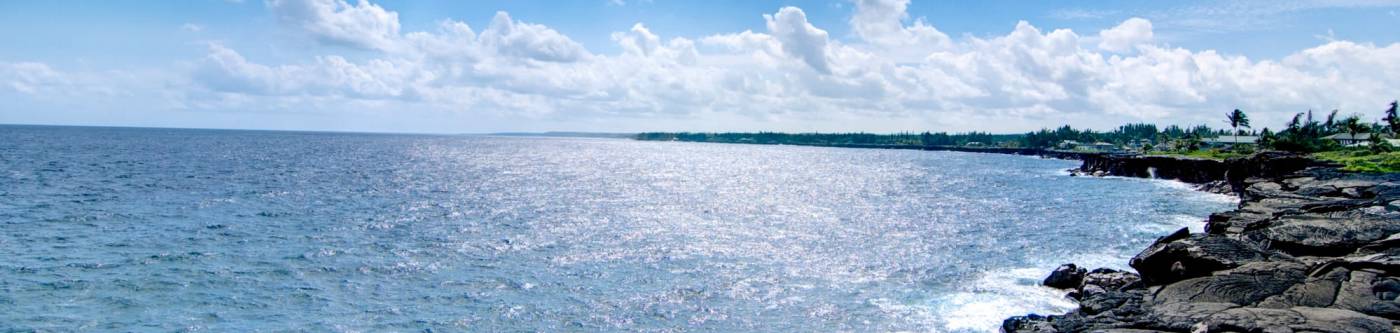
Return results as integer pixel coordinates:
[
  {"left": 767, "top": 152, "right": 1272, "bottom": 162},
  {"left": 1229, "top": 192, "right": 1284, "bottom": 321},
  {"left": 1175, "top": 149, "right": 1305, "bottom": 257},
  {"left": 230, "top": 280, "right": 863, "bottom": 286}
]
[
  {"left": 765, "top": 7, "right": 833, "bottom": 74},
  {"left": 850, "top": 0, "right": 951, "bottom": 59},
  {"left": 478, "top": 12, "right": 591, "bottom": 63},
  {"left": 268, "top": 0, "right": 401, "bottom": 51},
  {"left": 129, "top": 0, "right": 1400, "bottom": 132},
  {"left": 1097, "top": 17, "right": 1153, "bottom": 53}
]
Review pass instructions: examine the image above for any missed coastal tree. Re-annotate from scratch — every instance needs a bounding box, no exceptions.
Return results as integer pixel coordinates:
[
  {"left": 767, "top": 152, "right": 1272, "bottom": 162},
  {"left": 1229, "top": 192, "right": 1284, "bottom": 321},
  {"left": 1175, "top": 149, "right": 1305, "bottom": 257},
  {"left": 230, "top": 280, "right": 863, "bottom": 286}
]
[
  {"left": 1342, "top": 115, "right": 1368, "bottom": 147},
  {"left": 1270, "top": 110, "right": 1337, "bottom": 153},
  {"left": 1323, "top": 110, "right": 1340, "bottom": 134},
  {"left": 1384, "top": 101, "right": 1399, "bottom": 137},
  {"left": 1226, "top": 109, "right": 1250, "bottom": 147}
]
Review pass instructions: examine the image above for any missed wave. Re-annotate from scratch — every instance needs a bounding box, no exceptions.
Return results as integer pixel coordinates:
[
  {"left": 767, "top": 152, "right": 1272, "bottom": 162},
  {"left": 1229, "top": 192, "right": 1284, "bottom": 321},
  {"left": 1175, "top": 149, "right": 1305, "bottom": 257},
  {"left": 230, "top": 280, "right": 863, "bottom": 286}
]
[{"left": 930, "top": 267, "right": 1077, "bottom": 332}]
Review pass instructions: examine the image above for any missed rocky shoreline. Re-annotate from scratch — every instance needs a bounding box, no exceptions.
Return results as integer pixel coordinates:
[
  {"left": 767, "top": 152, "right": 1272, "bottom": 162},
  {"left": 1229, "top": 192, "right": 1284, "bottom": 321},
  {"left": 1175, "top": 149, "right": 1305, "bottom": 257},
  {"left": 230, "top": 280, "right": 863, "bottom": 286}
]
[{"left": 1005, "top": 152, "right": 1400, "bottom": 332}]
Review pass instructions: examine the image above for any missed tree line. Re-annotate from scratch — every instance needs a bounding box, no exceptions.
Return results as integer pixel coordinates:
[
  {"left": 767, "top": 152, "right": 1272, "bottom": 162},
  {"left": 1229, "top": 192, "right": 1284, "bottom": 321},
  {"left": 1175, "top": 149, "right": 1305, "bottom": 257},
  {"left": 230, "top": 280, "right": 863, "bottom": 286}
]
[{"left": 635, "top": 101, "right": 1400, "bottom": 153}]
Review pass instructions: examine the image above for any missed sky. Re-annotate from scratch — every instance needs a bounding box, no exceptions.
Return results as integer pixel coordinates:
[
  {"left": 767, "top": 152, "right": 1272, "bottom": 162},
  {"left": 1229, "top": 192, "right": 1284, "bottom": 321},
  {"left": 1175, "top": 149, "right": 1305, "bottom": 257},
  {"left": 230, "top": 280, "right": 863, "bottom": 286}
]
[{"left": 2, "top": 0, "right": 1400, "bottom": 134}]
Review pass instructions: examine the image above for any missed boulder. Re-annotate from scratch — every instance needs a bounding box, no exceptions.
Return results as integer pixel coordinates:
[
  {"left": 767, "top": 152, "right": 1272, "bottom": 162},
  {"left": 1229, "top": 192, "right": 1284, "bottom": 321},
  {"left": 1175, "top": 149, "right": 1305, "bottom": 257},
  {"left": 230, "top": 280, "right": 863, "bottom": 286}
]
[
  {"left": 1044, "top": 263, "right": 1088, "bottom": 289},
  {"left": 1205, "top": 211, "right": 1273, "bottom": 235},
  {"left": 1002, "top": 314, "right": 1058, "bottom": 333},
  {"left": 1002, "top": 154, "right": 1400, "bottom": 331},
  {"left": 1130, "top": 232, "right": 1277, "bottom": 285},
  {"left": 1081, "top": 268, "right": 1142, "bottom": 294}
]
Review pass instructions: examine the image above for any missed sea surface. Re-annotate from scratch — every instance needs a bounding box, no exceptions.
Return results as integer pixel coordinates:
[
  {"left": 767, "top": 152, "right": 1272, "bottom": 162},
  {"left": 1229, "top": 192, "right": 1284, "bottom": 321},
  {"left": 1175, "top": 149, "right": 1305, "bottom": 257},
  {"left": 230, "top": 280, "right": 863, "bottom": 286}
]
[{"left": 0, "top": 125, "right": 1236, "bottom": 332}]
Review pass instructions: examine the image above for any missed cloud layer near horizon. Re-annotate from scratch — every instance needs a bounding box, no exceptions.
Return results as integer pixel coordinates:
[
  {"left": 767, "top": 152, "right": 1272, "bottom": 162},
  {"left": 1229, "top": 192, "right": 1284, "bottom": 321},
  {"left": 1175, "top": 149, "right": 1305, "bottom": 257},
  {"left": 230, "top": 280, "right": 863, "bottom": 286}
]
[{"left": 4, "top": 0, "right": 1400, "bottom": 133}]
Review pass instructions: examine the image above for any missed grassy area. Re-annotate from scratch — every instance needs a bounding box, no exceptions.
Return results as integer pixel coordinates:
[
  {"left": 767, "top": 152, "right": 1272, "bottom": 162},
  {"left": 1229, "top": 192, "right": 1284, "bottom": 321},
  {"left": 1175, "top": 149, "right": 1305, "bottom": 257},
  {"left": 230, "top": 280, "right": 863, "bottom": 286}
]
[
  {"left": 1146, "top": 149, "right": 1251, "bottom": 161},
  {"left": 1312, "top": 150, "right": 1400, "bottom": 173}
]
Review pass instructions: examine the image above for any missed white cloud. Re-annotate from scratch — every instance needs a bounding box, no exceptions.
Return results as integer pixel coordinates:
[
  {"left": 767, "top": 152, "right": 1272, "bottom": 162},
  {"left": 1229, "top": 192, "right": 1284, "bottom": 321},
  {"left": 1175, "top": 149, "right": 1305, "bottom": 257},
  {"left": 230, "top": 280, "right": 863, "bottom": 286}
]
[
  {"left": 764, "top": 7, "right": 833, "bottom": 74},
  {"left": 175, "top": 1, "right": 1400, "bottom": 131},
  {"left": 1098, "top": 17, "right": 1153, "bottom": 53},
  {"left": 22, "top": 0, "right": 1400, "bottom": 133},
  {"left": 267, "top": 0, "right": 401, "bottom": 51},
  {"left": 181, "top": 23, "right": 204, "bottom": 33},
  {"left": 850, "top": 0, "right": 951, "bottom": 59},
  {"left": 478, "top": 12, "right": 591, "bottom": 63}
]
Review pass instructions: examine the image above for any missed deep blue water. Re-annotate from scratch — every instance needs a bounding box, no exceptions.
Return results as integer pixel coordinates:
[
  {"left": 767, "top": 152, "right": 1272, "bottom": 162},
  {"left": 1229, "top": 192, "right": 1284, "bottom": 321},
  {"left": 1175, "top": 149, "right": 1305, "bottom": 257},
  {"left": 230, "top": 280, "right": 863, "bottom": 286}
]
[{"left": 0, "top": 125, "right": 1235, "bottom": 332}]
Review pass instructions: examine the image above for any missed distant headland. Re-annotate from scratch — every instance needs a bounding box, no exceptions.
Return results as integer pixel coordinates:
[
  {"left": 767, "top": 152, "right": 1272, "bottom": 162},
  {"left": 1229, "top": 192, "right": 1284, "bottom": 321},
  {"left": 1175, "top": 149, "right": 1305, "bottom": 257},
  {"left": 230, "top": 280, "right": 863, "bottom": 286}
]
[{"left": 636, "top": 103, "right": 1400, "bottom": 173}]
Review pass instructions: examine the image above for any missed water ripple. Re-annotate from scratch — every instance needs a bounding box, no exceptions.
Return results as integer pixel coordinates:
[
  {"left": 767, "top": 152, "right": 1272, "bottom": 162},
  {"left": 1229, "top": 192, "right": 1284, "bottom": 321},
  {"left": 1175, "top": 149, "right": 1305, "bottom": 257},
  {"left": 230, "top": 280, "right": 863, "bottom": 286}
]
[{"left": 0, "top": 126, "right": 1234, "bottom": 332}]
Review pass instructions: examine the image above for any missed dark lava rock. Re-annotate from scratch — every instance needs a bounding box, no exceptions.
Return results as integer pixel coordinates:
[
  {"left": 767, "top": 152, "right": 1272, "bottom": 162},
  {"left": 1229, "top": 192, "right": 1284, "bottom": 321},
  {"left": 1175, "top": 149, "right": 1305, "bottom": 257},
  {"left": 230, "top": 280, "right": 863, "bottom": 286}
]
[
  {"left": 1255, "top": 214, "right": 1400, "bottom": 257},
  {"left": 1002, "top": 314, "right": 1056, "bottom": 333},
  {"left": 1258, "top": 266, "right": 1351, "bottom": 309},
  {"left": 1149, "top": 262, "right": 1308, "bottom": 306},
  {"left": 1196, "top": 180, "right": 1234, "bottom": 195},
  {"left": 1205, "top": 210, "right": 1273, "bottom": 235},
  {"left": 1197, "top": 307, "right": 1391, "bottom": 333},
  {"left": 1045, "top": 263, "right": 1088, "bottom": 289},
  {"left": 1130, "top": 231, "right": 1278, "bottom": 286},
  {"left": 1079, "top": 290, "right": 1143, "bottom": 316},
  {"left": 1224, "top": 152, "right": 1321, "bottom": 191},
  {"left": 1005, "top": 153, "right": 1400, "bottom": 332},
  {"left": 1078, "top": 268, "right": 1142, "bottom": 298}
]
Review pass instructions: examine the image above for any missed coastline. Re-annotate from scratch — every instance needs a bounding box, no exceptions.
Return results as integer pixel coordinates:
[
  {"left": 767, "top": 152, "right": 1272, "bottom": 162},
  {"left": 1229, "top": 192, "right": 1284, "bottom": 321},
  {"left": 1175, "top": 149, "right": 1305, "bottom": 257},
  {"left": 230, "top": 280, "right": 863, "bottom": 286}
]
[
  {"left": 635, "top": 137, "right": 1400, "bottom": 330},
  {"left": 1004, "top": 152, "right": 1400, "bottom": 332}
]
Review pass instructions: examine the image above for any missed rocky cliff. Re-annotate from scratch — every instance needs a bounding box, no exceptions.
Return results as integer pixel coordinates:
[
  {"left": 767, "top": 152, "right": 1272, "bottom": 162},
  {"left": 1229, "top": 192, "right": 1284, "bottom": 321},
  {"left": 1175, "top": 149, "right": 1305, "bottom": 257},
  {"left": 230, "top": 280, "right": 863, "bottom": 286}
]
[
  {"left": 1074, "top": 154, "right": 1230, "bottom": 184},
  {"left": 1004, "top": 153, "right": 1400, "bottom": 333}
]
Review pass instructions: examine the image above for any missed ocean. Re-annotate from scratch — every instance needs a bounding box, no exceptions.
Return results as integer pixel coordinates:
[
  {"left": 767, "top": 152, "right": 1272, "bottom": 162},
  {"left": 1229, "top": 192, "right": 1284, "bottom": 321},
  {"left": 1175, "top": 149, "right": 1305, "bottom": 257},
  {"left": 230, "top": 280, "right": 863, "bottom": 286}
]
[{"left": 0, "top": 125, "right": 1235, "bottom": 332}]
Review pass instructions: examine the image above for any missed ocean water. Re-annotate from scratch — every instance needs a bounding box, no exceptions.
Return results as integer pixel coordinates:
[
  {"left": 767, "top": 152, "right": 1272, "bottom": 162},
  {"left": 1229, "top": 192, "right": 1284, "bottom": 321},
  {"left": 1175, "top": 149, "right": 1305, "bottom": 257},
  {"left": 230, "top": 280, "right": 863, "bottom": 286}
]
[{"left": 0, "top": 126, "right": 1235, "bottom": 332}]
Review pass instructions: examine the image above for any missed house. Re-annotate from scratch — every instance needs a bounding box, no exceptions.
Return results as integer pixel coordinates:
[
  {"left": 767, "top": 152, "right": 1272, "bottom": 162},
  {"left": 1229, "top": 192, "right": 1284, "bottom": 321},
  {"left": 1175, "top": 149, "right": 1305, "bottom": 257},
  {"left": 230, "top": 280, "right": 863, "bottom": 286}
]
[
  {"left": 964, "top": 142, "right": 985, "bottom": 147},
  {"left": 1325, "top": 133, "right": 1375, "bottom": 147},
  {"left": 1077, "top": 142, "right": 1119, "bottom": 152},
  {"left": 1057, "top": 140, "right": 1081, "bottom": 150},
  {"left": 1128, "top": 139, "right": 1154, "bottom": 151},
  {"left": 1202, "top": 136, "right": 1259, "bottom": 148}
]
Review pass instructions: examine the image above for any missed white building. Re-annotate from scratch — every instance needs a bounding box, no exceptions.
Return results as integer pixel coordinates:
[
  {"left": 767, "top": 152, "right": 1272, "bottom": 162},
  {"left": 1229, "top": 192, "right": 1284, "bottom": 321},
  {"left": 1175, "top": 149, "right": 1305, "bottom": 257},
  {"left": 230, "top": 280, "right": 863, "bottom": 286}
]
[
  {"left": 1202, "top": 136, "right": 1259, "bottom": 148},
  {"left": 1325, "top": 133, "right": 1376, "bottom": 147}
]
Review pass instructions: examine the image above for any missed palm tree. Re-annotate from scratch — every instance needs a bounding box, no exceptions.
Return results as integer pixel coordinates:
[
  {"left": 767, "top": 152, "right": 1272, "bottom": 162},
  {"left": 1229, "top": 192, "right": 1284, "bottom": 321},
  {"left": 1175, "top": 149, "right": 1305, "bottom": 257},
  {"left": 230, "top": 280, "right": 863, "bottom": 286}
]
[
  {"left": 1226, "top": 109, "right": 1250, "bottom": 147},
  {"left": 1384, "top": 101, "right": 1399, "bottom": 137},
  {"left": 1342, "top": 116, "right": 1367, "bottom": 147},
  {"left": 1323, "top": 110, "right": 1339, "bottom": 134}
]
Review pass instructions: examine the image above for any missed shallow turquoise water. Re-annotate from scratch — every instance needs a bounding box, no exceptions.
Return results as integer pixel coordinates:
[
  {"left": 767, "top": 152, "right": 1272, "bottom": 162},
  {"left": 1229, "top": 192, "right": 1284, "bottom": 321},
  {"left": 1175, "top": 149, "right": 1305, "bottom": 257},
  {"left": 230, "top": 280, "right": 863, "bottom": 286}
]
[{"left": 0, "top": 125, "right": 1234, "bottom": 332}]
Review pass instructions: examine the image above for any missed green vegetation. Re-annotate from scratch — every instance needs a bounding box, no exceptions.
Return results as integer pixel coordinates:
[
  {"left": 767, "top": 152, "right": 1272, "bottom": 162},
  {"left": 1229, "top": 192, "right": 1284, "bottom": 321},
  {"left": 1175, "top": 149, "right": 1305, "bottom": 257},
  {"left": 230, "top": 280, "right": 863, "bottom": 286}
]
[
  {"left": 637, "top": 101, "right": 1400, "bottom": 173},
  {"left": 631, "top": 131, "right": 1011, "bottom": 147},
  {"left": 636, "top": 123, "right": 1227, "bottom": 150},
  {"left": 1313, "top": 150, "right": 1400, "bottom": 173},
  {"left": 1146, "top": 149, "right": 1250, "bottom": 161}
]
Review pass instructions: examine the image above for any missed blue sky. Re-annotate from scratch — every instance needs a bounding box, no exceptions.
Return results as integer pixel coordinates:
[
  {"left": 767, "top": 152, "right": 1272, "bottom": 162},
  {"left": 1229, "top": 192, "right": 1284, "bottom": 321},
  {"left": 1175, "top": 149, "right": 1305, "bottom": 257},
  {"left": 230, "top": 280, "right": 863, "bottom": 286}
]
[{"left": 2, "top": 0, "right": 1400, "bottom": 133}]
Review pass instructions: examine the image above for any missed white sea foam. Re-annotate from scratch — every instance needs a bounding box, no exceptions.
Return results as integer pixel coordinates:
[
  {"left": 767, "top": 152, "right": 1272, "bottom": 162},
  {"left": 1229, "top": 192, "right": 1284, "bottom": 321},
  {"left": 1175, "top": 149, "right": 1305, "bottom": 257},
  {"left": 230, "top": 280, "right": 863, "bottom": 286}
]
[
  {"left": 1135, "top": 213, "right": 1209, "bottom": 234},
  {"left": 1144, "top": 178, "right": 1238, "bottom": 205},
  {"left": 932, "top": 267, "right": 1077, "bottom": 332},
  {"left": 929, "top": 250, "right": 1142, "bottom": 332}
]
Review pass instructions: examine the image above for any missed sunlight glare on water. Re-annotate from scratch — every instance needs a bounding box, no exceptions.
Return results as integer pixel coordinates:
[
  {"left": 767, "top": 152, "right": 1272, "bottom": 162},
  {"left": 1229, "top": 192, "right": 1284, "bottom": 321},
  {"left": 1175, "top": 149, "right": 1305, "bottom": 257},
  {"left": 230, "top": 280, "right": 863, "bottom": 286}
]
[{"left": 0, "top": 126, "right": 1235, "bottom": 332}]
